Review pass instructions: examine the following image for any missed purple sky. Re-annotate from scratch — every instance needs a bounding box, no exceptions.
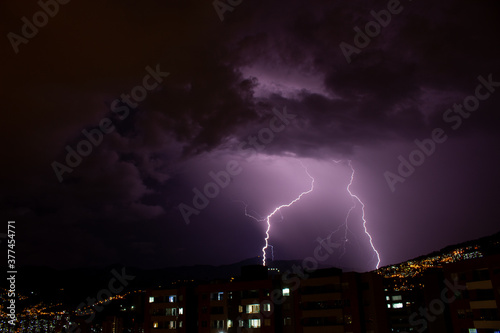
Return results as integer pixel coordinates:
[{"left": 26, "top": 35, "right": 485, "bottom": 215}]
[{"left": 1, "top": 0, "right": 500, "bottom": 272}]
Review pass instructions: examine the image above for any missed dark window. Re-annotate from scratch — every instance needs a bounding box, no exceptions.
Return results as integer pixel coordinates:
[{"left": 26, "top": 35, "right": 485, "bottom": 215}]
[
  {"left": 479, "top": 308, "right": 499, "bottom": 321},
  {"left": 210, "top": 306, "right": 224, "bottom": 315},
  {"left": 242, "top": 290, "right": 259, "bottom": 299},
  {"left": 300, "top": 316, "right": 343, "bottom": 326},
  {"left": 472, "top": 269, "right": 490, "bottom": 281},
  {"left": 300, "top": 284, "right": 341, "bottom": 294},
  {"left": 475, "top": 289, "right": 495, "bottom": 301}
]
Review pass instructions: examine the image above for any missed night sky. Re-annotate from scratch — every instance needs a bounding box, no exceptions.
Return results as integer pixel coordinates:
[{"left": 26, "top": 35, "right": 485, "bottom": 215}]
[{"left": 2, "top": 0, "right": 500, "bottom": 272}]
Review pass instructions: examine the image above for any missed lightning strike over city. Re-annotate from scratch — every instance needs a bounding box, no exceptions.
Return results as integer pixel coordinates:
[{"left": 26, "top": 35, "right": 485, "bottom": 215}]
[
  {"left": 4, "top": 1, "right": 500, "bottom": 331},
  {"left": 315, "top": 160, "right": 381, "bottom": 270},
  {"left": 239, "top": 161, "right": 315, "bottom": 266},
  {"left": 344, "top": 160, "right": 382, "bottom": 269}
]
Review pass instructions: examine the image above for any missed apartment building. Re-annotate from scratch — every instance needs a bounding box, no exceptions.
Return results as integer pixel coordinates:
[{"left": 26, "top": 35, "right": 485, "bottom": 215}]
[
  {"left": 444, "top": 254, "right": 500, "bottom": 333},
  {"left": 145, "top": 285, "right": 197, "bottom": 333},
  {"left": 197, "top": 265, "right": 282, "bottom": 333}
]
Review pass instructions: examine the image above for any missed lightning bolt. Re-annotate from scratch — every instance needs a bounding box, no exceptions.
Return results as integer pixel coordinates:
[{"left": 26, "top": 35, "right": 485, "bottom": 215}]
[
  {"left": 239, "top": 161, "right": 314, "bottom": 266},
  {"left": 268, "top": 245, "right": 275, "bottom": 261},
  {"left": 238, "top": 159, "right": 380, "bottom": 269},
  {"left": 342, "top": 160, "right": 381, "bottom": 269},
  {"left": 321, "top": 199, "right": 357, "bottom": 259},
  {"left": 318, "top": 160, "right": 381, "bottom": 270}
]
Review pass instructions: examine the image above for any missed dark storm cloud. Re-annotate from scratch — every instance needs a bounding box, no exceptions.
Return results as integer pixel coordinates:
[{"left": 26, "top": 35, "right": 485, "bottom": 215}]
[{"left": 1, "top": 0, "right": 499, "bottom": 268}]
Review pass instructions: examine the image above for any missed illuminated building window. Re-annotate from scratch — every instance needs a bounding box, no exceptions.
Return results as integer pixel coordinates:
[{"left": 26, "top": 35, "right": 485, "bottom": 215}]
[
  {"left": 149, "top": 297, "right": 155, "bottom": 303},
  {"left": 468, "top": 330, "right": 477, "bottom": 333},
  {"left": 210, "top": 291, "right": 224, "bottom": 301},
  {"left": 227, "top": 320, "right": 233, "bottom": 328},
  {"left": 179, "top": 321, "right": 183, "bottom": 328},
  {"left": 153, "top": 322, "right": 158, "bottom": 328},
  {"left": 262, "top": 303, "right": 271, "bottom": 312},
  {"left": 179, "top": 307, "right": 184, "bottom": 315},
  {"left": 282, "top": 288, "right": 290, "bottom": 296},
  {"left": 238, "top": 305, "right": 243, "bottom": 313},
  {"left": 392, "top": 295, "right": 402, "bottom": 301},
  {"left": 239, "top": 320, "right": 245, "bottom": 327},
  {"left": 387, "top": 304, "right": 391, "bottom": 308},
  {"left": 393, "top": 303, "right": 403, "bottom": 308},
  {"left": 168, "top": 321, "right": 176, "bottom": 329},
  {"left": 386, "top": 296, "right": 390, "bottom": 301},
  {"left": 249, "top": 319, "right": 261, "bottom": 328},
  {"left": 168, "top": 295, "right": 177, "bottom": 303},
  {"left": 246, "top": 304, "right": 260, "bottom": 313},
  {"left": 212, "top": 320, "right": 224, "bottom": 329}
]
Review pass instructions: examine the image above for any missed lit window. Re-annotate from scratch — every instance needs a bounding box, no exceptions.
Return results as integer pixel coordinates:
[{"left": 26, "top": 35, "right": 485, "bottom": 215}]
[
  {"left": 179, "top": 307, "right": 184, "bottom": 315},
  {"left": 153, "top": 322, "right": 158, "bottom": 328},
  {"left": 238, "top": 305, "right": 243, "bottom": 313},
  {"left": 168, "top": 321, "right": 176, "bottom": 329},
  {"left": 386, "top": 296, "right": 390, "bottom": 301},
  {"left": 168, "top": 295, "right": 177, "bottom": 303},
  {"left": 239, "top": 320, "right": 245, "bottom": 327},
  {"left": 179, "top": 321, "right": 183, "bottom": 328},
  {"left": 227, "top": 320, "right": 233, "bottom": 328},
  {"left": 262, "top": 303, "right": 271, "bottom": 312},
  {"left": 211, "top": 292, "right": 224, "bottom": 301},
  {"left": 393, "top": 303, "right": 403, "bottom": 308},
  {"left": 149, "top": 297, "right": 155, "bottom": 303},
  {"left": 468, "top": 330, "right": 477, "bottom": 333},
  {"left": 282, "top": 288, "right": 290, "bottom": 296},
  {"left": 392, "top": 295, "right": 402, "bottom": 301},
  {"left": 387, "top": 304, "right": 391, "bottom": 308},
  {"left": 249, "top": 319, "right": 261, "bottom": 328},
  {"left": 246, "top": 304, "right": 260, "bottom": 313}
]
